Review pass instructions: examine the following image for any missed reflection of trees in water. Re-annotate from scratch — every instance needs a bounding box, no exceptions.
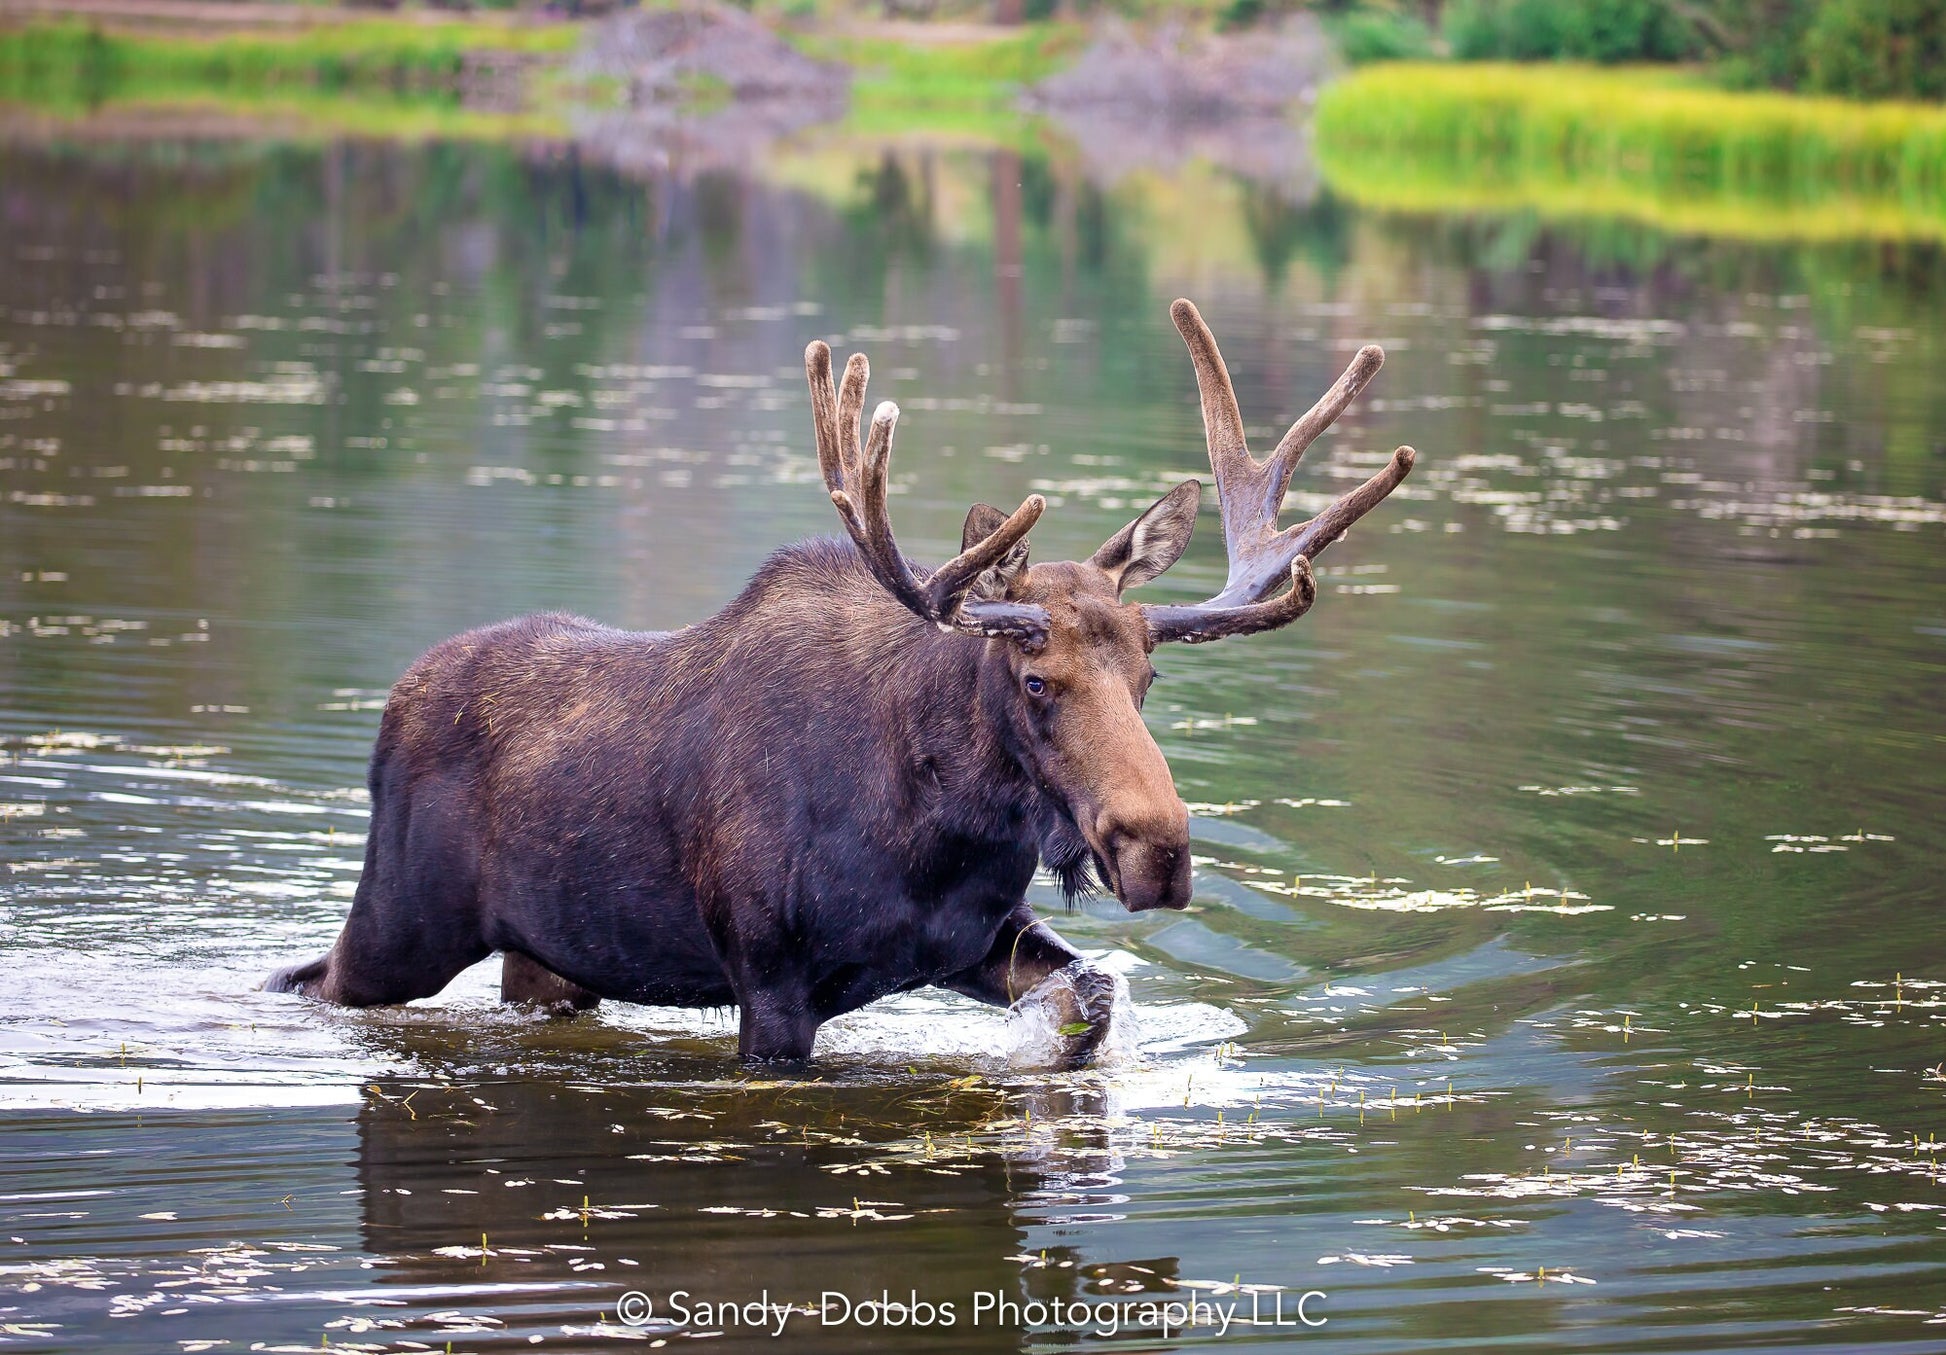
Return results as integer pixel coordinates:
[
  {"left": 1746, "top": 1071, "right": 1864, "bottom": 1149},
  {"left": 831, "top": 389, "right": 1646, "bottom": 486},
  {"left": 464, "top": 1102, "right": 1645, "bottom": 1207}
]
[
  {"left": 1238, "top": 182, "right": 1352, "bottom": 290},
  {"left": 1367, "top": 209, "right": 1945, "bottom": 502},
  {"left": 1798, "top": 239, "right": 1946, "bottom": 495},
  {"left": 845, "top": 148, "right": 939, "bottom": 268},
  {"left": 1017, "top": 153, "right": 1058, "bottom": 236},
  {"left": 695, "top": 169, "right": 751, "bottom": 304},
  {"left": 1075, "top": 177, "right": 1111, "bottom": 274}
]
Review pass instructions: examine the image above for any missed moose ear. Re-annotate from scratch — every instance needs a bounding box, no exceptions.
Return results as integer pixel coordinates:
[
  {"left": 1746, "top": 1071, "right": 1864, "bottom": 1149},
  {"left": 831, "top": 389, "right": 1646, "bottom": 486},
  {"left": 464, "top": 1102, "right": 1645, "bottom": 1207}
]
[
  {"left": 960, "top": 502, "right": 1032, "bottom": 599},
  {"left": 1091, "top": 480, "right": 1201, "bottom": 594}
]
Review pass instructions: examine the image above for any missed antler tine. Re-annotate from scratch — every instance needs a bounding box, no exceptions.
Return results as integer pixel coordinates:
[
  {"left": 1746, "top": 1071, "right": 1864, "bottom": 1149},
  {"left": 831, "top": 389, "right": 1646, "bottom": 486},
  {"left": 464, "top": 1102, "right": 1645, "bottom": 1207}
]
[
  {"left": 1263, "top": 344, "right": 1386, "bottom": 526},
  {"left": 924, "top": 494, "right": 1045, "bottom": 617},
  {"left": 1290, "top": 445, "right": 1417, "bottom": 561},
  {"left": 847, "top": 401, "right": 930, "bottom": 617},
  {"left": 837, "top": 351, "right": 869, "bottom": 478},
  {"left": 806, "top": 343, "right": 874, "bottom": 498},
  {"left": 1145, "top": 301, "right": 1416, "bottom": 645},
  {"left": 1145, "top": 557, "right": 1317, "bottom": 645},
  {"left": 804, "top": 346, "right": 1053, "bottom": 651},
  {"left": 806, "top": 341, "right": 846, "bottom": 494},
  {"left": 1170, "top": 298, "right": 1255, "bottom": 489}
]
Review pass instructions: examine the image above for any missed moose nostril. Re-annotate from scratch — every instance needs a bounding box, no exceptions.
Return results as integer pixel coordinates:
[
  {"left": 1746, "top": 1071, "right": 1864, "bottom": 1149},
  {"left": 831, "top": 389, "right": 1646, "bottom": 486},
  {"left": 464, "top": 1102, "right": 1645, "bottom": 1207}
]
[
  {"left": 1095, "top": 812, "right": 1130, "bottom": 852},
  {"left": 1099, "top": 807, "right": 1184, "bottom": 844}
]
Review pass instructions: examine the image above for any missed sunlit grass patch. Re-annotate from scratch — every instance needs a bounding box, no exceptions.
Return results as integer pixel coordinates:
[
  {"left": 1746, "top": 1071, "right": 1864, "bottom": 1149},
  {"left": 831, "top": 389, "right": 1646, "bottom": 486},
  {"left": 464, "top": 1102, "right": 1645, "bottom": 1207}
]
[
  {"left": 1314, "top": 62, "right": 1946, "bottom": 243},
  {"left": 791, "top": 23, "right": 1083, "bottom": 110},
  {"left": 0, "top": 17, "right": 575, "bottom": 111}
]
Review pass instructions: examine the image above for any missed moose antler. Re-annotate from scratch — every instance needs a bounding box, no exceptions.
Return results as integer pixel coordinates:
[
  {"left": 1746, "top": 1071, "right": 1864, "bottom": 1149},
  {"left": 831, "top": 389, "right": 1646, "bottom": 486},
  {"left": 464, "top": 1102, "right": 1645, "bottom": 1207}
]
[
  {"left": 805, "top": 341, "right": 1052, "bottom": 649},
  {"left": 1142, "top": 299, "right": 1417, "bottom": 645}
]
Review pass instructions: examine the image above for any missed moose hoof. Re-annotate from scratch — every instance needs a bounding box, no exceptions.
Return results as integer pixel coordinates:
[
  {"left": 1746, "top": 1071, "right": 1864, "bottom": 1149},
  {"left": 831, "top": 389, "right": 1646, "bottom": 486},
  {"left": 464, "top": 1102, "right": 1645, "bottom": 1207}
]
[{"left": 1015, "top": 960, "right": 1122, "bottom": 1069}]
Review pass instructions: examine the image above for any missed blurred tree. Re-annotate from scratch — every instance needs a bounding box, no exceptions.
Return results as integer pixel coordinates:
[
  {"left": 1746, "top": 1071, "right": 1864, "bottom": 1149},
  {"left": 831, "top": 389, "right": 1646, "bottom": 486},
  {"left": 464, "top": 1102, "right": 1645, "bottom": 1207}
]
[
  {"left": 1402, "top": 0, "right": 1946, "bottom": 101},
  {"left": 1328, "top": 5, "right": 1438, "bottom": 62},
  {"left": 1697, "top": 0, "right": 1819, "bottom": 89},
  {"left": 1801, "top": 0, "right": 1946, "bottom": 101},
  {"left": 1443, "top": 0, "right": 1701, "bottom": 62}
]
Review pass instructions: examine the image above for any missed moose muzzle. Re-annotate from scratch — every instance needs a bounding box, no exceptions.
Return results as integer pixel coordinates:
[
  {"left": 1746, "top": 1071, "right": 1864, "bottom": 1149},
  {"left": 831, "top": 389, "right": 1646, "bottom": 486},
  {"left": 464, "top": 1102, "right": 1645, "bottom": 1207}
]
[{"left": 1095, "top": 805, "right": 1193, "bottom": 912}]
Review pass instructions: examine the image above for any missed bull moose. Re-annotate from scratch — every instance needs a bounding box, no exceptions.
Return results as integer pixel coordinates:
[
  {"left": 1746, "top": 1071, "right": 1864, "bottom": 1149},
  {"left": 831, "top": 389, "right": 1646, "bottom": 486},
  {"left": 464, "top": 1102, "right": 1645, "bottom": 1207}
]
[{"left": 265, "top": 300, "right": 1417, "bottom": 1064}]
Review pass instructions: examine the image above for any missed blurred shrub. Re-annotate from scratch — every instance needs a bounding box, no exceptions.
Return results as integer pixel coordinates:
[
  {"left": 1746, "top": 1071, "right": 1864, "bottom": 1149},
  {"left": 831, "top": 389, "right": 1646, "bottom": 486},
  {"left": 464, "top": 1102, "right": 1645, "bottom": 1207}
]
[
  {"left": 1802, "top": 0, "right": 1946, "bottom": 101},
  {"left": 1707, "top": 0, "right": 1818, "bottom": 92},
  {"left": 1328, "top": 7, "right": 1436, "bottom": 63},
  {"left": 1217, "top": 0, "right": 1267, "bottom": 33},
  {"left": 1437, "top": 0, "right": 1946, "bottom": 101},
  {"left": 1444, "top": 0, "right": 1700, "bottom": 63}
]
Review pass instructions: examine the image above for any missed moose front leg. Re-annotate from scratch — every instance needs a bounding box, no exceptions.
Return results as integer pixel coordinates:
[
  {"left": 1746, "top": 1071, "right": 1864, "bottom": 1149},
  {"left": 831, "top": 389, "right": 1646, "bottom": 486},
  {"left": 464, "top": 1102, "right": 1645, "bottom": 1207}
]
[
  {"left": 942, "top": 904, "right": 1119, "bottom": 1067},
  {"left": 736, "top": 987, "right": 821, "bottom": 1065}
]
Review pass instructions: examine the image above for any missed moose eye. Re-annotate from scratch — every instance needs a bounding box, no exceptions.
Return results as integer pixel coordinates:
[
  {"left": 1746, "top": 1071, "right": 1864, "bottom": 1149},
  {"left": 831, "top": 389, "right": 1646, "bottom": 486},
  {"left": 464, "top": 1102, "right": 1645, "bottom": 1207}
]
[{"left": 1023, "top": 674, "right": 1047, "bottom": 697}]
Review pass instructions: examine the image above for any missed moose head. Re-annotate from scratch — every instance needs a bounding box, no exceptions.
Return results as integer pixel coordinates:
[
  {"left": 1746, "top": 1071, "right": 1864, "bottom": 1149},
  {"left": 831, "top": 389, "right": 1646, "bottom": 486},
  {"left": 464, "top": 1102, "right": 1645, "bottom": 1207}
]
[{"left": 804, "top": 299, "right": 1417, "bottom": 916}]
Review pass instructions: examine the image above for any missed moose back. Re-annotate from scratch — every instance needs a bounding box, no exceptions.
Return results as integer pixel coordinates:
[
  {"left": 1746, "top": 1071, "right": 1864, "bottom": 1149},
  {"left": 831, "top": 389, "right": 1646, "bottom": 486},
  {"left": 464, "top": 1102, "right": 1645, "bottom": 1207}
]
[{"left": 265, "top": 300, "right": 1418, "bottom": 1064}]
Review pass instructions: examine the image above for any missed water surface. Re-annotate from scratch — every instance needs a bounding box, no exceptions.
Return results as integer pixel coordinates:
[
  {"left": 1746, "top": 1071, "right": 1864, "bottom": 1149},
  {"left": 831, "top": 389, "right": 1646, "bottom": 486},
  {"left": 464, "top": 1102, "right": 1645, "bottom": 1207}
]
[{"left": 2, "top": 134, "right": 1944, "bottom": 1351}]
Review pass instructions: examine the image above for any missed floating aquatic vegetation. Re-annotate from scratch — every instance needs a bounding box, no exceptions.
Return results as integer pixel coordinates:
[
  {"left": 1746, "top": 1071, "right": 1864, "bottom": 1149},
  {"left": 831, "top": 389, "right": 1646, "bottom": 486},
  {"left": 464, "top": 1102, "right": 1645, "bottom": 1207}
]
[
  {"left": 1636, "top": 832, "right": 1709, "bottom": 850},
  {"left": 1479, "top": 1265, "right": 1596, "bottom": 1285},
  {"left": 1361, "top": 1213, "right": 1519, "bottom": 1234},
  {"left": 1169, "top": 715, "right": 1259, "bottom": 734},
  {"left": 1250, "top": 872, "right": 1606, "bottom": 917},
  {"left": 1766, "top": 830, "right": 1896, "bottom": 853},
  {"left": 1182, "top": 799, "right": 1261, "bottom": 817},
  {"left": 1518, "top": 783, "right": 1640, "bottom": 797},
  {"left": 159, "top": 375, "right": 330, "bottom": 405}
]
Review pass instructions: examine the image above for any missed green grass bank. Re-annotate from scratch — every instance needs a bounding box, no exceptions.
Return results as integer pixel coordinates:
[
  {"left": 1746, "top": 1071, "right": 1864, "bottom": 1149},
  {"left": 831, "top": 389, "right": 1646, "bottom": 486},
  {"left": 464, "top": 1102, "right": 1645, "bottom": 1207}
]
[
  {"left": 1314, "top": 62, "right": 1946, "bottom": 243},
  {"left": 0, "top": 14, "right": 1073, "bottom": 142},
  {"left": 0, "top": 17, "right": 576, "bottom": 112},
  {"left": 792, "top": 24, "right": 1080, "bottom": 123}
]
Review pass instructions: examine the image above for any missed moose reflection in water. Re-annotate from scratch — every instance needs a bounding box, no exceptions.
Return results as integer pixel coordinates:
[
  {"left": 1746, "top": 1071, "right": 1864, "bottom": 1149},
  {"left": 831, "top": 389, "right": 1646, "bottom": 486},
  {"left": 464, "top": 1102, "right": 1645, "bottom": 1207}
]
[
  {"left": 351, "top": 1073, "right": 1168, "bottom": 1351},
  {"left": 267, "top": 301, "right": 1418, "bottom": 1064}
]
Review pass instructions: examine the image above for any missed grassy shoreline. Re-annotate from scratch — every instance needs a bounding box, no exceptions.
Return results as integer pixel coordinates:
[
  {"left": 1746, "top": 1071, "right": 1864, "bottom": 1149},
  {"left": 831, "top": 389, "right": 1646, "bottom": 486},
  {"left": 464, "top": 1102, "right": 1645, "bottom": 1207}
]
[
  {"left": 1314, "top": 62, "right": 1946, "bottom": 242},
  {"left": 786, "top": 23, "right": 1081, "bottom": 142},
  {"left": 790, "top": 24, "right": 1079, "bottom": 108},
  {"left": 0, "top": 14, "right": 1073, "bottom": 141},
  {"left": 0, "top": 16, "right": 575, "bottom": 113},
  {"left": 9, "top": 15, "right": 1946, "bottom": 249}
]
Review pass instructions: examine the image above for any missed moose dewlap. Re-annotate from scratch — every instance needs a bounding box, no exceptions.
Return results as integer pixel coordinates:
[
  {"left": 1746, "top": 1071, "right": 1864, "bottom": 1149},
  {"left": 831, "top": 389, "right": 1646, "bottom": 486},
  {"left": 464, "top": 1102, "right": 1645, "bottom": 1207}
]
[{"left": 263, "top": 299, "right": 1419, "bottom": 1066}]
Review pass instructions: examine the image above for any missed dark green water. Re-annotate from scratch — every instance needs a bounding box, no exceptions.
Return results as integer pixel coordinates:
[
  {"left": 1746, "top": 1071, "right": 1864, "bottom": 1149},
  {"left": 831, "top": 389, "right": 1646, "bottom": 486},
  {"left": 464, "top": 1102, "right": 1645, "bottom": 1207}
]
[{"left": 1, "top": 135, "right": 1944, "bottom": 1352}]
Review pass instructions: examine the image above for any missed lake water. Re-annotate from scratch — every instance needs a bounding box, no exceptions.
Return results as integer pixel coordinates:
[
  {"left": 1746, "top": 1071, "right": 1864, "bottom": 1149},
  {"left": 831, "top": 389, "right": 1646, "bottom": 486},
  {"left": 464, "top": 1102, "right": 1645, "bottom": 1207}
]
[{"left": 2, "top": 130, "right": 1944, "bottom": 1352}]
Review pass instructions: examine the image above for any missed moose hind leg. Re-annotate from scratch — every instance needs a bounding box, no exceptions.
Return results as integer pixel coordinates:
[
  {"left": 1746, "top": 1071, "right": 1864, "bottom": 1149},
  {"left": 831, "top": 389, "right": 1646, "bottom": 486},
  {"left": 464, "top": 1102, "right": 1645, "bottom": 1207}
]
[
  {"left": 267, "top": 905, "right": 490, "bottom": 1008},
  {"left": 264, "top": 768, "right": 489, "bottom": 1007},
  {"left": 263, "top": 953, "right": 330, "bottom": 995},
  {"left": 941, "top": 904, "right": 1118, "bottom": 1067},
  {"left": 501, "top": 951, "right": 601, "bottom": 1015}
]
